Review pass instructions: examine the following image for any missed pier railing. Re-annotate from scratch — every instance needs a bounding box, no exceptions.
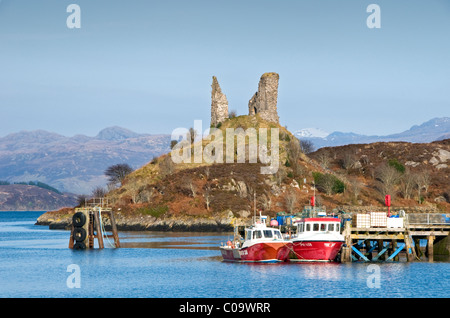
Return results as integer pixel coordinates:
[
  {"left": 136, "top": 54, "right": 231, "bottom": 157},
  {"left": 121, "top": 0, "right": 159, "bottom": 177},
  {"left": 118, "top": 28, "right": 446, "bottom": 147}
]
[
  {"left": 407, "top": 213, "right": 450, "bottom": 225},
  {"left": 84, "top": 197, "right": 111, "bottom": 208}
]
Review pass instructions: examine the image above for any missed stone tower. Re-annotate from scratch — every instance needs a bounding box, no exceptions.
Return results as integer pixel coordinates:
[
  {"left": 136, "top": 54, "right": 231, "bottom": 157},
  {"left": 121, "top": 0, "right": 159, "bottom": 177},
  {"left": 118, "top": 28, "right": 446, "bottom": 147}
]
[
  {"left": 248, "top": 72, "right": 279, "bottom": 124},
  {"left": 210, "top": 76, "right": 229, "bottom": 127}
]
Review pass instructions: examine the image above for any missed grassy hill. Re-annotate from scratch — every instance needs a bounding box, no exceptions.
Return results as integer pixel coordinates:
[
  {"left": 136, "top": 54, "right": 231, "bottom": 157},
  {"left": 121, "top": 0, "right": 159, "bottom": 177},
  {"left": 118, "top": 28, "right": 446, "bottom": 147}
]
[{"left": 106, "top": 115, "right": 450, "bottom": 222}]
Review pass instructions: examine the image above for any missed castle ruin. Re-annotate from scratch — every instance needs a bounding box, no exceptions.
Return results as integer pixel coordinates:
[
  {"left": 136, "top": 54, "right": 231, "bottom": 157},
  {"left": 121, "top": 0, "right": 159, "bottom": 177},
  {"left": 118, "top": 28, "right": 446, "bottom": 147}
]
[
  {"left": 210, "top": 76, "right": 229, "bottom": 127},
  {"left": 210, "top": 73, "right": 280, "bottom": 127},
  {"left": 248, "top": 72, "right": 280, "bottom": 124}
]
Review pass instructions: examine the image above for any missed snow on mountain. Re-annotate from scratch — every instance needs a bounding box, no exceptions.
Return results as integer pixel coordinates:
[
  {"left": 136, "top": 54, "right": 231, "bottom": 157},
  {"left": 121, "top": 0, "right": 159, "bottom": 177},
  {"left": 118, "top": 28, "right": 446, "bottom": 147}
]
[
  {"left": 294, "top": 128, "right": 329, "bottom": 139},
  {"left": 294, "top": 117, "right": 450, "bottom": 149}
]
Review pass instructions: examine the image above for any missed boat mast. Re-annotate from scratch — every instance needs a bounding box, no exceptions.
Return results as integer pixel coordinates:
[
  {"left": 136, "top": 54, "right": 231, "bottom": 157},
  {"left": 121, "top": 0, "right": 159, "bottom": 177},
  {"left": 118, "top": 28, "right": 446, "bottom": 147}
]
[{"left": 254, "top": 192, "right": 256, "bottom": 222}]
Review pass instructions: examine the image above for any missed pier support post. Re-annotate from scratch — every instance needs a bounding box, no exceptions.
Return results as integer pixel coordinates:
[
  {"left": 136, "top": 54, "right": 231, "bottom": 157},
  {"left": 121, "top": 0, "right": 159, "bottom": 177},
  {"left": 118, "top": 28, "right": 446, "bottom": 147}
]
[
  {"left": 404, "top": 235, "right": 414, "bottom": 262},
  {"left": 341, "top": 221, "right": 352, "bottom": 263},
  {"left": 434, "top": 235, "right": 450, "bottom": 256},
  {"left": 377, "top": 240, "right": 386, "bottom": 261},
  {"left": 426, "top": 235, "right": 434, "bottom": 262},
  {"left": 392, "top": 240, "right": 399, "bottom": 262}
]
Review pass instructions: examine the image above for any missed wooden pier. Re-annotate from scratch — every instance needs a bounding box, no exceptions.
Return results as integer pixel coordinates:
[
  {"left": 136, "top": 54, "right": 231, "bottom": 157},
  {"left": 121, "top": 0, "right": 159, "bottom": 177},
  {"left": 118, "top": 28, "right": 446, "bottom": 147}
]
[
  {"left": 69, "top": 199, "right": 120, "bottom": 250},
  {"left": 341, "top": 213, "right": 450, "bottom": 262}
]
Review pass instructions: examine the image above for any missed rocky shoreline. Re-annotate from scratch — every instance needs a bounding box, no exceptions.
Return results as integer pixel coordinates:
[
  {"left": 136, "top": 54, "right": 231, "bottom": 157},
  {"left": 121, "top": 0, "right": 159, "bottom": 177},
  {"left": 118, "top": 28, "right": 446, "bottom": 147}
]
[{"left": 35, "top": 209, "right": 237, "bottom": 232}]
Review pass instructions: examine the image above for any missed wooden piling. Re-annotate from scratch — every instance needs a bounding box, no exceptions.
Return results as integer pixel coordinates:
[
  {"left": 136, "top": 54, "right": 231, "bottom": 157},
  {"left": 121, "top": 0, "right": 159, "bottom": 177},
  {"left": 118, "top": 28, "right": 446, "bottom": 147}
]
[
  {"left": 427, "top": 235, "right": 434, "bottom": 262},
  {"left": 109, "top": 210, "right": 120, "bottom": 248},
  {"left": 93, "top": 210, "right": 104, "bottom": 249},
  {"left": 68, "top": 225, "right": 74, "bottom": 249}
]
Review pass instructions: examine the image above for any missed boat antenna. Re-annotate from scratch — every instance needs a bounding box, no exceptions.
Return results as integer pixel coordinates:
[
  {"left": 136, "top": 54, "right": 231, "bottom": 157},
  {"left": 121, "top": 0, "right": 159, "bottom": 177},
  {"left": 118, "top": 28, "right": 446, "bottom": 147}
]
[
  {"left": 254, "top": 192, "right": 256, "bottom": 221},
  {"left": 313, "top": 180, "right": 316, "bottom": 216}
]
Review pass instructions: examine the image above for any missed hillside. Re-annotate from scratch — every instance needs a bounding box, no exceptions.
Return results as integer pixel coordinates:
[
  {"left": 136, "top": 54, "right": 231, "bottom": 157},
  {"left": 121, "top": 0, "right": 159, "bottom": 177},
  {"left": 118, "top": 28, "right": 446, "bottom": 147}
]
[
  {"left": 95, "top": 116, "right": 450, "bottom": 230},
  {"left": 0, "top": 184, "right": 77, "bottom": 211},
  {"left": 308, "top": 139, "right": 449, "bottom": 210}
]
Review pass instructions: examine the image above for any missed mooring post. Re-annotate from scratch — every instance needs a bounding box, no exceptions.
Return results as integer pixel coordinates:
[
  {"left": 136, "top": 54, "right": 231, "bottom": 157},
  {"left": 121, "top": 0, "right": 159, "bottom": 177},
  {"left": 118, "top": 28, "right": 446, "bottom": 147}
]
[
  {"left": 93, "top": 210, "right": 104, "bottom": 249},
  {"left": 88, "top": 212, "right": 94, "bottom": 248},
  {"left": 68, "top": 225, "right": 74, "bottom": 249},
  {"left": 109, "top": 210, "right": 120, "bottom": 248}
]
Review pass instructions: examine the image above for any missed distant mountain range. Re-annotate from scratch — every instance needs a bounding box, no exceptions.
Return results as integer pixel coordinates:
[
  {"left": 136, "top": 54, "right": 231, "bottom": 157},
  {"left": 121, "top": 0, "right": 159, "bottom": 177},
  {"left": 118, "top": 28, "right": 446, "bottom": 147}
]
[
  {"left": 0, "top": 127, "right": 171, "bottom": 195},
  {"left": 294, "top": 117, "right": 450, "bottom": 149}
]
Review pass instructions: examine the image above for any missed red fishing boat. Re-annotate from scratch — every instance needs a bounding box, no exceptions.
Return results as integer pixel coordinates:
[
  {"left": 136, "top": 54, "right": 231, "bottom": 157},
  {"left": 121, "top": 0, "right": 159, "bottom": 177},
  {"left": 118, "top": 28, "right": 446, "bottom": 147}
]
[
  {"left": 220, "top": 214, "right": 291, "bottom": 263},
  {"left": 291, "top": 217, "right": 344, "bottom": 262}
]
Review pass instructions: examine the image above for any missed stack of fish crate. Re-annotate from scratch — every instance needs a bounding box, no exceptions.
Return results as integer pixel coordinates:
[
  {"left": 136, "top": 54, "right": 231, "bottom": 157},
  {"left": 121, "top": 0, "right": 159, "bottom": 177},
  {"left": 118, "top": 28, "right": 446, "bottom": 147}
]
[
  {"left": 352, "top": 213, "right": 371, "bottom": 228},
  {"left": 370, "top": 212, "right": 387, "bottom": 227}
]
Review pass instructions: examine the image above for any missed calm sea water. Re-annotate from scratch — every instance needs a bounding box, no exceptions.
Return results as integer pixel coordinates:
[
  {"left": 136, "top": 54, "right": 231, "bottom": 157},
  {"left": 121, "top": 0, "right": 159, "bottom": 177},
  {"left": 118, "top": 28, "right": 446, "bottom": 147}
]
[{"left": 0, "top": 211, "right": 449, "bottom": 298}]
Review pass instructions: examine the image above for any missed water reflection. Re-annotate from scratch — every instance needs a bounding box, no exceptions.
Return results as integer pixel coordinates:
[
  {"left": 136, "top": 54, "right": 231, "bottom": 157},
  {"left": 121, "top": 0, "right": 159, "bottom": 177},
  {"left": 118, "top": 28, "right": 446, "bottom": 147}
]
[{"left": 119, "top": 231, "right": 226, "bottom": 250}]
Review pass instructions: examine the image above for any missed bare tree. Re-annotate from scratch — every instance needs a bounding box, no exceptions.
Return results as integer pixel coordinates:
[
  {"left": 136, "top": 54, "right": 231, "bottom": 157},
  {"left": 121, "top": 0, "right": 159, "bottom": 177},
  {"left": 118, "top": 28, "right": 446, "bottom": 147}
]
[
  {"left": 259, "top": 193, "right": 272, "bottom": 211},
  {"left": 287, "top": 138, "right": 302, "bottom": 177},
  {"left": 104, "top": 163, "right": 133, "bottom": 186},
  {"left": 76, "top": 194, "right": 88, "bottom": 207},
  {"left": 375, "top": 163, "right": 401, "bottom": 197},
  {"left": 274, "top": 165, "right": 287, "bottom": 185},
  {"left": 186, "top": 179, "right": 196, "bottom": 197},
  {"left": 92, "top": 186, "right": 107, "bottom": 198},
  {"left": 417, "top": 170, "right": 431, "bottom": 193},
  {"left": 400, "top": 169, "right": 416, "bottom": 199},
  {"left": 204, "top": 185, "right": 211, "bottom": 211},
  {"left": 204, "top": 166, "right": 210, "bottom": 180},
  {"left": 349, "top": 177, "right": 362, "bottom": 200},
  {"left": 341, "top": 152, "right": 357, "bottom": 171},
  {"left": 415, "top": 170, "right": 431, "bottom": 203},
  {"left": 317, "top": 152, "right": 331, "bottom": 169},
  {"left": 159, "top": 155, "right": 175, "bottom": 178},
  {"left": 284, "top": 188, "right": 297, "bottom": 213},
  {"left": 299, "top": 139, "right": 315, "bottom": 154},
  {"left": 319, "top": 174, "right": 336, "bottom": 196}
]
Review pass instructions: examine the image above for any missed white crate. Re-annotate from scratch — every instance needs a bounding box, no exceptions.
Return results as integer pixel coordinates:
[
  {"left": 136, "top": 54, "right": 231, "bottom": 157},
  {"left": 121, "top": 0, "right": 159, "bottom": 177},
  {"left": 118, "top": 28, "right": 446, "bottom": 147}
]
[
  {"left": 387, "top": 217, "right": 404, "bottom": 228},
  {"left": 353, "top": 214, "right": 371, "bottom": 228},
  {"left": 370, "top": 212, "right": 387, "bottom": 227}
]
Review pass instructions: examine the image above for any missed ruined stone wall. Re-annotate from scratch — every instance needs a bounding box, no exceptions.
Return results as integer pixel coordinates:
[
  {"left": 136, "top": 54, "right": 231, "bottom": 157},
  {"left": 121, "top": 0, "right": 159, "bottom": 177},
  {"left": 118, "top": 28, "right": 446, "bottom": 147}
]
[
  {"left": 248, "top": 72, "right": 279, "bottom": 124},
  {"left": 210, "top": 76, "right": 228, "bottom": 127}
]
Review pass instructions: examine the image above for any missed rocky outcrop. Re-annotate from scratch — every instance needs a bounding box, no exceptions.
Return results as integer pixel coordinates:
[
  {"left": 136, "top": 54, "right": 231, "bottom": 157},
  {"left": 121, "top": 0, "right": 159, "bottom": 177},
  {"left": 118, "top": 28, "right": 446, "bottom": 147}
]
[
  {"left": 210, "top": 76, "right": 229, "bottom": 127},
  {"left": 248, "top": 72, "right": 280, "bottom": 124},
  {"left": 36, "top": 209, "right": 237, "bottom": 232}
]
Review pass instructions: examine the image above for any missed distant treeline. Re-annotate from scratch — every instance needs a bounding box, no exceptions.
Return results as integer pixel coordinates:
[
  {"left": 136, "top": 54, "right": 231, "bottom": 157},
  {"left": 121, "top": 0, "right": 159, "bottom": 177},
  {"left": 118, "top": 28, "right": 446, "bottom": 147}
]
[{"left": 0, "top": 180, "right": 62, "bottom": 194}]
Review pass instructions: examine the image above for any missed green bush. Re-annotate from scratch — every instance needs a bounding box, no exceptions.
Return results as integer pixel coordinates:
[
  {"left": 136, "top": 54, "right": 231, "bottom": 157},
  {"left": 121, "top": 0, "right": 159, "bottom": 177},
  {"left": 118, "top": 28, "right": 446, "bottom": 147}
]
[
  {"left": 137, "top": 205, "right": 168, "bottom": 218},
  {"left": 312, "top": 172, "right": 345, "bottom": 195},
  {"left": 388, "top": 158, "right": 405, "bottom": 174}
]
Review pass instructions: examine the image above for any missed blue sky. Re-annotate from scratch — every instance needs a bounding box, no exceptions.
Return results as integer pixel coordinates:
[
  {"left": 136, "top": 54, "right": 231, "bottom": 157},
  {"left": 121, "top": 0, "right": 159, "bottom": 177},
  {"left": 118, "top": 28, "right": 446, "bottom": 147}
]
[{"left": 0, "top": 0, "right": 449, "bottom": 137}]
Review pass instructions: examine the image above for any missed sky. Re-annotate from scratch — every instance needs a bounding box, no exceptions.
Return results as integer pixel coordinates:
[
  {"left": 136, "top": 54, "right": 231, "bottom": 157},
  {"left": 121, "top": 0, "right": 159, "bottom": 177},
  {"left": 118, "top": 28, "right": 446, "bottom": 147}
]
[{"left": 0, "top": 0, "right": 449, "bottom": 138}]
